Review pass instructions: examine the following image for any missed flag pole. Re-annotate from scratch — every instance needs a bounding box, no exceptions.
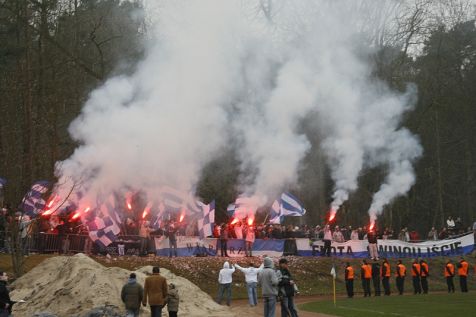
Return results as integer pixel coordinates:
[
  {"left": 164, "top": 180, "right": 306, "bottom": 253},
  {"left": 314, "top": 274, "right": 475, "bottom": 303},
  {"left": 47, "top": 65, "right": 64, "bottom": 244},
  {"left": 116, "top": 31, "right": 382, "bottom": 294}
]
[
  {"left": 263, "top": 212, "right": 269, "bottom": 224},
  {"left": 333, "top": 274, "right": 336, "bottom": 308}
]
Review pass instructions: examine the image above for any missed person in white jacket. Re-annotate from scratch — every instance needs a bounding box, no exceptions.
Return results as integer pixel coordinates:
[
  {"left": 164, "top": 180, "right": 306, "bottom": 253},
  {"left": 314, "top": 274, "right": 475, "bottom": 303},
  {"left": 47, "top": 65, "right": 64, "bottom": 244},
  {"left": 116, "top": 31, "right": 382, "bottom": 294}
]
[
  {"left": 216, "top": 261, "right": 235, "bottom": 306},
  {"left": 235, "top": 262, "right": 264, "bottom": 306}
]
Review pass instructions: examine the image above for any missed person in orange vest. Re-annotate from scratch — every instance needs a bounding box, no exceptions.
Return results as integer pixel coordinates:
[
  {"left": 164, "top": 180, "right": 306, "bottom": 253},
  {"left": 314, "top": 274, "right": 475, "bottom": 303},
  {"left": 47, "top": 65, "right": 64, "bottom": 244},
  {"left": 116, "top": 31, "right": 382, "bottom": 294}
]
[
  {"left": 395, "top": 259, "right": 406, "bottom": 295},
  {"left": 361, "top": 259, "right": 372, "bottom": 297},
  {"left": 381, "top": 258, "right": 391, "bottom": 296},
  {"left": 444, "top": 259, "right": 455, "bottom": 293},
  {"left": 411, "top": 259, "right": 422, "bottom": 294},
  {"left": 419, "top": 259, "right": 429, "bottom": 294},
  {"left": 345, "top": 262, "right": 354, "bottom": 298},
  {"left": 456, "top": 257, "right": 469, "bottom": 292}
]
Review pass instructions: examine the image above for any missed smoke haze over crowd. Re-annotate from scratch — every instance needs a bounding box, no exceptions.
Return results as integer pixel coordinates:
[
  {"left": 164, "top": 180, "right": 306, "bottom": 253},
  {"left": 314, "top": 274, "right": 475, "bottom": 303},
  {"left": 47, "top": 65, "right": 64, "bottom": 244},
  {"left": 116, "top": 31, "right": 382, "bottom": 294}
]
[{"left": 55, "top": 0, "right": 423, "bottom": 221}]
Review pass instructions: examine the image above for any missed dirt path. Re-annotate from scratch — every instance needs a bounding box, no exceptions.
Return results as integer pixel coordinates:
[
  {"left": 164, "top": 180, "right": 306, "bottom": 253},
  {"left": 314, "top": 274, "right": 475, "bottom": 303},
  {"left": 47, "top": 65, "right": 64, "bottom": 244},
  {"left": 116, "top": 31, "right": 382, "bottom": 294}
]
[{"left": 230, "top": 296, "right": 337, "bottom": 317}]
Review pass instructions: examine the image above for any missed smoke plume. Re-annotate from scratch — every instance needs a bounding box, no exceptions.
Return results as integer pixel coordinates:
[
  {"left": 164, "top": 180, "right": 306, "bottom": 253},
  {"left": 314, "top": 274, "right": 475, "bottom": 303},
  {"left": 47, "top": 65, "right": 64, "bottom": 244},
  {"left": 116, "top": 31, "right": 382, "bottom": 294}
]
[{"left": 55, "top": 0, "right": 422, "bottom": 220}]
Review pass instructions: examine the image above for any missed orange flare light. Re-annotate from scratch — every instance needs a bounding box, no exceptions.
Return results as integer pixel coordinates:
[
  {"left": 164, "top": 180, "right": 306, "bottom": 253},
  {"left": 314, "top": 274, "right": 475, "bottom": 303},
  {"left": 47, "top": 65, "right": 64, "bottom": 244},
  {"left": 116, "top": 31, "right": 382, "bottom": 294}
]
[
  {"left": 42, "top": 209, "right": 53, "bottom": 216},
  {"left": 142, "top": 202, "right": 152, "bottom": 219},
  {"left": 127, "top": 202, "right": 132, "bottom": 210},
  {"left": 231, "top": 218, "right": 239, "bottom": 225},
  {"left": 369, "top": 222, "right": 375, "bottom": 231},
  {"left": 247, "top": 217, "right": 254, "bottom": 226},
  {"left": 72, "top": 212, "right": 81, "bottom": 220},
  {"left": 179, "top": 214, "right": 185, "bottom": 223},
  {"left": 84, "top": 207, "right": 91, "bottom": 213},
  {"left": 46, "top": 195, "right": 57, "bottom": 208},
  {"left": 329, "top": 212, "right": 336, "bottom": 222}
]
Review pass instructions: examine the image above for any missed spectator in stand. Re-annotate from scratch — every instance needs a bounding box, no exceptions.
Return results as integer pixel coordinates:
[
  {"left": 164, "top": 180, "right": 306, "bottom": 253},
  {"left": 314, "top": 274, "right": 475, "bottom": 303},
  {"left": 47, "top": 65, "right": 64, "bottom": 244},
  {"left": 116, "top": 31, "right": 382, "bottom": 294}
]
[
  {"left": 409, "top": 230, "right": 420, "bottom": 242},
  {"left": 333, "top": 226, "right": 345, "bottom": 243},
  {"left": 367, "top": 229, "right": 379, "bottom": 260},
  {"left": 314, "top": 225, "right": 323, "bottom": 240},
  {"left": 219, "top": 224, "right": 229, "bottom": 257},
  {"left": 350, "top": 228, "right": 359, "bottom": 240},
  {"left": 139, "top": 220, "right": 151, "bottom": 256},
  {"left": 245, "top": 225, "right": 255, "bottom": 257},
  {"left": 427, "top": 227, "right": 438, "bottom": 241},
  {"left": 454, "top": 217, "right": 462, "bottom": 233},
  {"left": 341, "top": 226, "right": 350, "bottom": 241},
  {"left": 234, "top": 221, "right": 243, "bottom": 240},
  {"left": 446, "top": 216, "right": 455, "bottom": 233},
  {"left": 439, "top": 227, "right": 448, "bottom": 239},
  {"left": 321, "top": 225, "right": 332, "bottom": 257},
  {"left": 358, "top": 227, "right": 365, "bottom": 240},
  {"left": 398, "top": 229, "right": 406, "bottom": 241},
  {"left": 167, "top": 222, "right": 178, "bottom": 258}
]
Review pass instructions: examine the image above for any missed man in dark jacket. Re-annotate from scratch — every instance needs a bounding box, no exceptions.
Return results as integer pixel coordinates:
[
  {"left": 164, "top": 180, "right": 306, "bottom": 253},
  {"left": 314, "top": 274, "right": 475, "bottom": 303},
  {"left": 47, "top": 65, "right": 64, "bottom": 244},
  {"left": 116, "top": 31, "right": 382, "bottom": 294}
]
[
  {"left": 0, "top": 272, "right": 13, "bottom": 317},
  {"left": 371, "top": 260, "right": 381, "bottom": 296},
  {"left": 219, "top": 224, "right": 229, "bottom": 257},
  {"left": 121, "top": 273, "right": 143, "bottom": 317},
  {"left": 277, "top": 258, "right": 299, "bottom": 317}
]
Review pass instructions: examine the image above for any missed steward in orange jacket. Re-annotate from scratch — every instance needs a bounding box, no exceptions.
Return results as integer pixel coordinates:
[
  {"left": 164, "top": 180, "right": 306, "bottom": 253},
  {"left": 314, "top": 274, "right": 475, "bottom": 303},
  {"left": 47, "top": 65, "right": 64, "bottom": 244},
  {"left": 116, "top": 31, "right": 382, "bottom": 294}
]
[
  {"left": 444, "top": 260, "right": 455, "bottom": 293},
  {"left": 411, "top": 259, "right": 422, "bottom": 294},
  {"left": 395, "top": 260, "right": 406, "bottom": 295},
  {"left": 457, "top": 257, "right": 469, "bottom": 293},
  {"left": 381, "top": 259, "right": 391, "bottom": 296},
  {"left": 345, "top": 262, "right": 354, "bottom": 298},
  {"left": 361, "top": 260, "right": 372, "bottom": 297},
  {"left": 420, "top": 259, "right": 429, "bottom": 294}
]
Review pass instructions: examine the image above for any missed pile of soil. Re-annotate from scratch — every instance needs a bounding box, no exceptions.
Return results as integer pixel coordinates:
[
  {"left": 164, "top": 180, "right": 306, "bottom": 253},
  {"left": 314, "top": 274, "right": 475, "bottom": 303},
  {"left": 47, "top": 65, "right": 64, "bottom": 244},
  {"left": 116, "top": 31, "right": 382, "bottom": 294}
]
[{"left": 10, "top": 254, "right": 235, "bottom": 317}]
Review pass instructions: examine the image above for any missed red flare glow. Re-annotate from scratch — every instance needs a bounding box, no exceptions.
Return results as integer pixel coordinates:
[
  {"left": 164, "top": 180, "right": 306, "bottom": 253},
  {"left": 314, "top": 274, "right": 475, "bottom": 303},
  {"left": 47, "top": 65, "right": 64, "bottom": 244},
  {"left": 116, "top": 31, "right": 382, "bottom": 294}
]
[
  {"left": 142, "top": 202, "right": 152, "bottom": 219},
  {"left": 142, "top": 210, "right": 148, "bottom": 219},
  {"left": 42, "top": 209, "right": 53, "bottom": 216},
  {"left": 231, "top": 218, "right": 239, "bottom": 225},
  {"left": 369, "top": 222, "right": 375, "bottom": 231},
  {"left": 46, "top": 195, "right": 57, "bottom": 208},
  {"left": 127, "top": 202, "right": 132, "bottom": 210},
  {"left": 179, "top": 214, "right": 185, "bottom": 223},
  {"left": 72, "top": 212, "right": 81, "bottom": 220},
  {"left": 247, "top": 217, "right": 254, "bottom": 226},
  {"left": 328, "top": 212, "right": 336, "bottom": 222}
]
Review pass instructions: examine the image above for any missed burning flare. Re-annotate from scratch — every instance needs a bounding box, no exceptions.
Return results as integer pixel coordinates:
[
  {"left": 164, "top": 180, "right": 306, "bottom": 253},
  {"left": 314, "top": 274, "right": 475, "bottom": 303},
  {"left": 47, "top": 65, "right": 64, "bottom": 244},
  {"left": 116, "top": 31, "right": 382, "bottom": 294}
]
[
  {"left": 142, "top": 202, "right": 152, "bottom": 219},
  {"left": 247, "top": 217, "right": 254, "bottom": 226},
  {"left": 179, "top": 213, "right": 185, "bottom": 223},
  {"left": 230, "top": 218, "right": 239, "bottom": 225}
]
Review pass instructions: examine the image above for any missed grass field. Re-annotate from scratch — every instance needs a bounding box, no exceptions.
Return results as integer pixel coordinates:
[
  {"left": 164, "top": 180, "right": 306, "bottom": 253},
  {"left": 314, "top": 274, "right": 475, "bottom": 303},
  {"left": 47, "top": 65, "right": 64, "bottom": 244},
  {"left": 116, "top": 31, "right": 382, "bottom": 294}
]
[{"left": 300, "top": 293, "right": 475, "bottom": 317}]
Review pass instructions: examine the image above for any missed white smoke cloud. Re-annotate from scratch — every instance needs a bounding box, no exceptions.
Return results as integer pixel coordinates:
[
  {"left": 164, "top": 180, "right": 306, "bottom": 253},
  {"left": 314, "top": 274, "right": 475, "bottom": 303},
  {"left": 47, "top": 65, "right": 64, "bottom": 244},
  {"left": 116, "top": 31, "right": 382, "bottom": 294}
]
[{"left": 56, "top": 0, "right": 422, "bottom": 221}]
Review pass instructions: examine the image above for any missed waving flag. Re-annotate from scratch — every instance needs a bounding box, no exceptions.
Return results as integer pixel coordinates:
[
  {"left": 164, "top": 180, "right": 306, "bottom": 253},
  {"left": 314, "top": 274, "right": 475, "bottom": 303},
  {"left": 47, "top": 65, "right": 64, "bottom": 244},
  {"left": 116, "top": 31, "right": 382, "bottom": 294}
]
[
  {"left": 280, "top": 192, "right": 306, "bottom": 216},
  {"left": 20, "top": 181, "right": 50, "bottom": 217},
  {"left": 158, "top": 186, "right": 201, "bottom": 214},
  {"left": 198, "top": 200, "right": 215, "bottom": 239},
  {"left": 268, "top": 192, "right": 306, "bottom": 224},
  {"left": 86, "top": 196, "right": 121, "bottom": 247}
]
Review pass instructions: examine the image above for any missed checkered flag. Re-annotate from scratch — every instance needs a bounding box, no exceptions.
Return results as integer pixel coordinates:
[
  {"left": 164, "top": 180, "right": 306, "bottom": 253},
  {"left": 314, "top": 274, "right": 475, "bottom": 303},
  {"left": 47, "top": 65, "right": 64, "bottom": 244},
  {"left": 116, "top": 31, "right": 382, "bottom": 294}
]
[
  {"left": 86, "top": 196, "right": 121, "bottom": 247},
  {"left": 198, "top": 200, "right": 215, "bottom": 239}
]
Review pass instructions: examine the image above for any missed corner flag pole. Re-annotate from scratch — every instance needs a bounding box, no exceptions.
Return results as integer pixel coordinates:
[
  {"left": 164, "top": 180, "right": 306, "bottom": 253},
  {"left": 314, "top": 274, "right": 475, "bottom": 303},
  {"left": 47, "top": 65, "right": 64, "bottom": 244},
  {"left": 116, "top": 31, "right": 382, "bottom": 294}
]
[{"left": 330, "top": 265, "right": 336, "bottom": 307}]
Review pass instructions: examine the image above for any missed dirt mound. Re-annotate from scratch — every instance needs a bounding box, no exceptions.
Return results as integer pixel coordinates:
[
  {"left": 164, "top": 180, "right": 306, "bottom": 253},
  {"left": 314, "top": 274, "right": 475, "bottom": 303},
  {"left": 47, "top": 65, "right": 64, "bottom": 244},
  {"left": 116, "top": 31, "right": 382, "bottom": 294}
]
[{"left": 11, "top": 254, "right": 235, "bottom": 317}]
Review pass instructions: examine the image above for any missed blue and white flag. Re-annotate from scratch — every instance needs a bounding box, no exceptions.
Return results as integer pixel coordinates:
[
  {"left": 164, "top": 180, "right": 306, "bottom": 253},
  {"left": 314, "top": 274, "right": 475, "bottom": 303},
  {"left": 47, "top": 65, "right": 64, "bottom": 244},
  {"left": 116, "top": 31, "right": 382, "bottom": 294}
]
[
  {"left": 20, "top": 181, "right": 50, "bottom": 217},
  {"left": 158, "top": 186, "right": 201, "bottom": 214},
  {"left": 227, "top": 196, "right": 255, "bottom": 218},
  {"left": 269, "top": 192, "right": 306, "bottom": 224},
  {"left": 280, "top": 192, "right": 306, "bottom": 216},
  {"left": 269, "top": 200, "right": 284, "bottom": 224},
  {"left": 198, "top": 200, "right": 215, "bottom": 239},
  {"left": 86, "top": 196, "right": 121, "bottom": 247}
]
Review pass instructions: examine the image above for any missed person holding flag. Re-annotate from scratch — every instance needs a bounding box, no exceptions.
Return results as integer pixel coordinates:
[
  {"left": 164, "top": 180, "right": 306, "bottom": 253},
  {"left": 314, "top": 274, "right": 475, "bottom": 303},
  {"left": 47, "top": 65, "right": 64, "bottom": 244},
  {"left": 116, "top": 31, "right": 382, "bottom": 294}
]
[
  {"left": 395, "top": 259, "right": 406, "bottom": 295},
  {"left": 411, "top": 259, "right": 422, "bottom": 294},
  {"left": 381, "top": 258, "right": 391, "bottom": 296},
  {"left": 420, "top": 259, "right": 429, "bottom": 294},
  {"left": 456, "top": 257, "right": 469, "bottom": 293},
  {"left": 444, "top": 259, "right": 455, "bottom": 293},
  {"left": 360, "top": 260, "right": 372, "bottom": 297},
  {"left": 344, "top": 262, "right": 354, "bottom": 298}
]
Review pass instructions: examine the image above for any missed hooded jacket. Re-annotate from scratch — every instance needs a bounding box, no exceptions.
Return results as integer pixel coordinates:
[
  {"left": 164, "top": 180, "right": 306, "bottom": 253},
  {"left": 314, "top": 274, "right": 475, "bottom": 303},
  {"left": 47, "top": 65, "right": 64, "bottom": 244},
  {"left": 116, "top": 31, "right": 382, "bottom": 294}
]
[
  {"left": 167, "top": 284, "right": 179, "bottom": 312},
  {"left": 121, "top": 278, "right": 143, "bottom": 310},
  {"left": 235, "top": 263, "right": 264, "bottom": 283},
  {"left": 218, "top": 262, "right": 235, "bottom": 284},
  {"left": 258, "top": 257, "right": 278, "bottom": 297}
]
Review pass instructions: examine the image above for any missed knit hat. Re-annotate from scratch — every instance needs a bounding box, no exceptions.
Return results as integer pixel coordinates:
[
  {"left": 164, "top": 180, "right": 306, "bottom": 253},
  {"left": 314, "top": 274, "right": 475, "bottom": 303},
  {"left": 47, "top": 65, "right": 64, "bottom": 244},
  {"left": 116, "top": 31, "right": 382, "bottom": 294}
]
[{"left": 263, "top": 257, "right": 273, "bottom": 268}]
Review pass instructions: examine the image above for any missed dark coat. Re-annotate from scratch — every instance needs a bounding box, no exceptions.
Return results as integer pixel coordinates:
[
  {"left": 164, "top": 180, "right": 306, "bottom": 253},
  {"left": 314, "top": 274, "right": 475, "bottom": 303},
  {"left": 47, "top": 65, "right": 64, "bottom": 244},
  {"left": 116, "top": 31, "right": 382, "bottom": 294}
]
[
  {"left": 0, "top": 281, "right": 12, "bottom": 313},
  {"left": 121, "top": 279, "right": 143, "bottom": 310},
  {"left": 278, "top": 268, "right": 295, "bottom": 297}
]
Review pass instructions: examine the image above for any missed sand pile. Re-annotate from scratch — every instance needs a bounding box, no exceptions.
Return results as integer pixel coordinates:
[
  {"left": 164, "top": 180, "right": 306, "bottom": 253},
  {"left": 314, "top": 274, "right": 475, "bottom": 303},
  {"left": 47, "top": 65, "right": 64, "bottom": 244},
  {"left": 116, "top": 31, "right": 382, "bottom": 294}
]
[{"left": 10, "top": 254, "right": 235, "bottom": 317}]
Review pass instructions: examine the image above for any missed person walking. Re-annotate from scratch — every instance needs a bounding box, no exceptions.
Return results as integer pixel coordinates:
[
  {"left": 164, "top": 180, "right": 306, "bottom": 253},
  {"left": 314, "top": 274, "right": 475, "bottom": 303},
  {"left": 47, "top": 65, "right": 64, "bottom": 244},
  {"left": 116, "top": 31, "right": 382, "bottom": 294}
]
[
  {"left": 321, "top": 225, "right": 332, "bottom": 257},
  {"left": 344, "top": 262, "right": 354, "bottom": 298},
  {"left": 258, "top": 257, "right": 279, "bottom": 317},
  {"left": 166, "top": 283, "right": 179, "bottom": 317},
  {"left": 143, "top": 266, "right": 168, "bottom": 317},
  {"left": 277, "top": 258, "right": 299, "bottom": 317},
  {"left": 444, "top": 259, "right": 455, "bottom": 293},
  {"left": 411, "top": 259, "right": 422, "bottom": 294},
  {"left": 457, "top": 257, "right": 469, "bottom": 293},
  {"left": 121, "top": 273, "right": 143, "bottom": 317},
  {"left": 371, "top": 260, "right": 381, "bottom": 296},
  {"left": 235, "top": 262, "right": 263, "bottom": 307},
  {"left": 361, "top": 260, "right": 372, "bottom": 297},
  {"left": 216, "top": 261, "right": 235, "bottom": 306},
  {"left": 395, "top": 260, "right": 406, "bottom": 295},
  {"left": 420, "top": 259, "right": 429, "bottom": 294},
  {"left": 381, "top": 258, "right": 391, "bottom": 296},
  {"left": 0, "top": 272, "right": 12, "bottom": 317}
]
